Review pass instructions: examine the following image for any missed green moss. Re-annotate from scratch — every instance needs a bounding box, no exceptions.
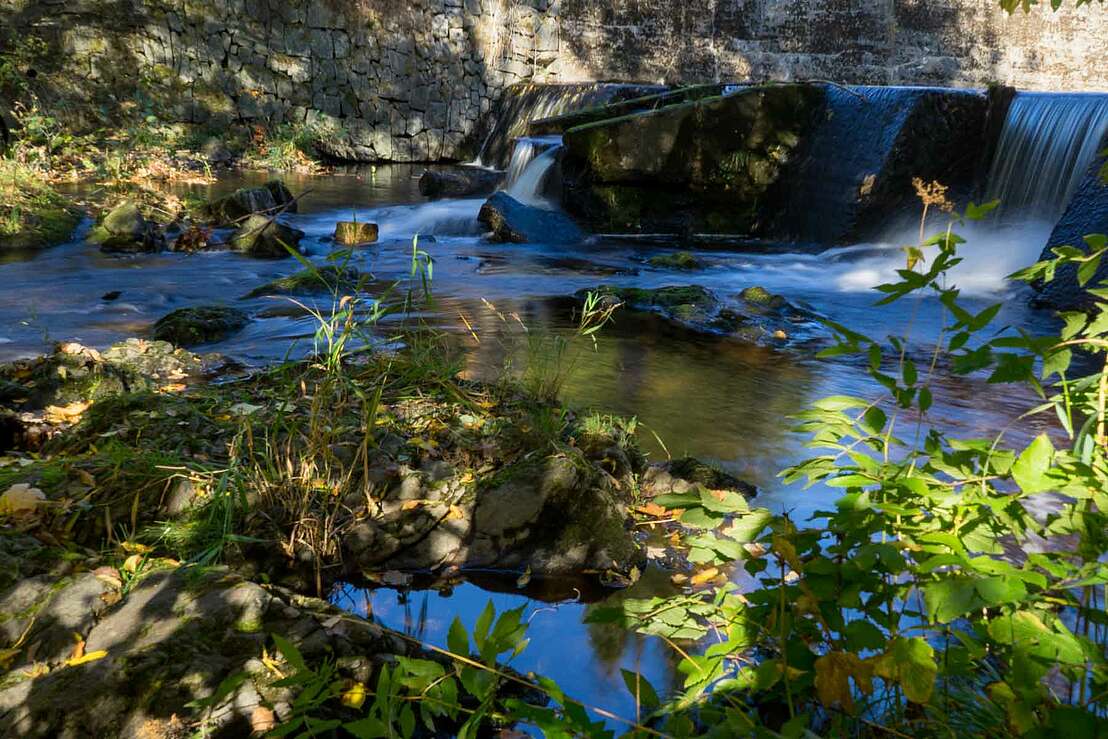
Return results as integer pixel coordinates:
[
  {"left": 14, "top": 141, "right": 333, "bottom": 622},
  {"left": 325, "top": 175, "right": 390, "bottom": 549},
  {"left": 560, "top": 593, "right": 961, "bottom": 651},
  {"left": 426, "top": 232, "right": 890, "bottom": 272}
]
[{"left": 740, "top": 286, "right": 786, "bottom": 308}]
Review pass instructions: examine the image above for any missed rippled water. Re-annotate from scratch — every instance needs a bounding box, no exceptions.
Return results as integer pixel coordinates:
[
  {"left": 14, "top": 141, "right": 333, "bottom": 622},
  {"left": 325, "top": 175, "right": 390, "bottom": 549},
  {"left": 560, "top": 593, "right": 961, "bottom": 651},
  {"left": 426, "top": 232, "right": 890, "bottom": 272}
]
[{"left": 0, "top": 167, "right": 1063, "bottom": 726}]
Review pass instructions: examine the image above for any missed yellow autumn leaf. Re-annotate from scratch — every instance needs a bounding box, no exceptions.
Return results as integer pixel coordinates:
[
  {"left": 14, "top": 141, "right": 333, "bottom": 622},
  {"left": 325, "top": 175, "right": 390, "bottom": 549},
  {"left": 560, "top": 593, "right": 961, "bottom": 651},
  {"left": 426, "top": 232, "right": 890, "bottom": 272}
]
[
  {"left": 65, "top": 649, "right": 107, "bottom": 667},
  {"left": 122, "top": 554, "right": 144, "bottom": 573},
  {"left": 0, "top": 484, "right": 46, "bottom": 515},
  {"left": 44, "top": 401, "right": 90, "bottom": 424},
  {"left": 121, "top": 541, "right": 154, "bottom": 555},
  {"left": 341, "top": 681, "right": 367, "bottom": 709},
  {"left": 400, "top": 500, "right": 423, "bottom": 511},
  {"left": 690, "top": 567, "right": 720, "bottom": 586}
]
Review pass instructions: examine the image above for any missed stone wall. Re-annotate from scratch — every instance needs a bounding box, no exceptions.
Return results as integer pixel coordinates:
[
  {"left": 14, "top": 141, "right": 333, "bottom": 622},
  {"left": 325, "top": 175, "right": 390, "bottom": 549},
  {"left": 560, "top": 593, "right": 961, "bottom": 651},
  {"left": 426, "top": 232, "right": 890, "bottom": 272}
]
[{"left": 1, "top": 0, "right": 1104, "bottom": 163}]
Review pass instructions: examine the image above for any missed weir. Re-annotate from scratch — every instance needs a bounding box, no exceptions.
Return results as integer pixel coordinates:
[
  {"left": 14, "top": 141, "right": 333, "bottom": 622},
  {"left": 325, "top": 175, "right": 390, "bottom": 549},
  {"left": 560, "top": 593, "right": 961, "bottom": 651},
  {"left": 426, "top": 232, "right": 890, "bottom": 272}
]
[{"left": 985, "top": 92, "right": 1108, "bottom": 220}]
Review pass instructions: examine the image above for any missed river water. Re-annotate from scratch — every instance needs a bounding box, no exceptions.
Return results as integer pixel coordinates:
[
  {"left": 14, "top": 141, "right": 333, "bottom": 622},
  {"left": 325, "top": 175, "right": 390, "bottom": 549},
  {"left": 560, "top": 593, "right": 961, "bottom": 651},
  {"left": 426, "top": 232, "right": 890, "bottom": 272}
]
[{"left": 0, "top": 165, "right": 1062, "bottom": 725}]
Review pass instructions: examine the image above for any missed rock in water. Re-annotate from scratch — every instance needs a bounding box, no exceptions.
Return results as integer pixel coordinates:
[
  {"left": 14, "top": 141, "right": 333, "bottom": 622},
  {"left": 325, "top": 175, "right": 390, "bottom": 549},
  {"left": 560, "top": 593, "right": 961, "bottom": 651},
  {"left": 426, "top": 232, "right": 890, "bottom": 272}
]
[
  {"left": 333, "top": 221, "right": 378, "bottom": 245},
  {"left": 419, "top": 168, "right": 502, "bottom": 198},
  {"left": 88, "top": 202, "right": 163, "bottom": 253},
  {"left": 207, "top": 179, "right": 298, "bottom": 225},
  {"left": 152, "top": 306, "right": 250, "bottom": 347},
  {"left": 1033, "top": 145, "right": 1108, "bottom": 311},
  {"left": 242, "top": 265, "right": 363, "bottom": 298},
  {"left": 478, "top": 191, "right": 584, "bottom": 244},
  {"left": 231, "top": 215, "right": 305, "bottom": 257}
]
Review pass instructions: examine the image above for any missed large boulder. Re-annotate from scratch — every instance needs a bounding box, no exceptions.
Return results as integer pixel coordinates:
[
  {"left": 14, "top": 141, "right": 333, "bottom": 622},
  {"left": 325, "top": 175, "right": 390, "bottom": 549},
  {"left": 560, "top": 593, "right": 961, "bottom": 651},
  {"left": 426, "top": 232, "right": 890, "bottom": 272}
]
[
  {"left": 88, "top": 202, "right": 163, "bottom": 253},
  {"left": 230, "top": 215, "right": 305, "bottom": 257},
  {"left": 560, "top": 84, "right": 823, "bottom": 235},
  {"left": 419, "top": 167, "right": 502, "bottom": 198},
  {"left": 207, "top": 180, "right": 298, "bottom": 226},
  {"left": 477, "top": 191, "right": 584, "bottom": 244},
  {"left": 1033, "top": 146, "right": 1108, "bottom": 311}
]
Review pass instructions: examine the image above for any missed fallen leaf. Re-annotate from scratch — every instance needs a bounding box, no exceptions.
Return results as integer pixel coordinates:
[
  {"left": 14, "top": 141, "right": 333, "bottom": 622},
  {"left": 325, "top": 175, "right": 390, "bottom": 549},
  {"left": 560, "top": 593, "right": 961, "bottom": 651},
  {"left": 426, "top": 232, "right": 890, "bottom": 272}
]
[
  {"left": 0, "top": 484, "right": 46, "bottom": 515},
  {"left": 229, "top": 403, "right": 264, "bottom": 416},
  {"left": 65, "top": 649, "right": 107, "bottom": 667},
  {"left": 690, "top": 567, "right": 720, "bottom": 587},
  {"left": 121, "top": 541, "right": 154, "bottom": 555},
  {"left": 341, "top": 681, "right": 367, "bottom": 709},
  {"left": 516, "top": 566, "right": 532, "bottom": 588},
  {"left": 400, "top": 500, "right": 423, "bottom": 511},
  {"left": 44, "top": 401, "right": 90, "bottom": 424},
  {"left": 250, "top": 706, "right": 277, "bottom": 734},
  {"left": 122, "top": 554, "right": 144, "bottom": 573},
  {"left": 646, "top": 546, "right": 667, "bottom": 560},
  {"left": 635, "top": 502, "right": 669, "bottom": 518},
  {"left": 70, "top": 636, "right": 86, "bottom": 662}
]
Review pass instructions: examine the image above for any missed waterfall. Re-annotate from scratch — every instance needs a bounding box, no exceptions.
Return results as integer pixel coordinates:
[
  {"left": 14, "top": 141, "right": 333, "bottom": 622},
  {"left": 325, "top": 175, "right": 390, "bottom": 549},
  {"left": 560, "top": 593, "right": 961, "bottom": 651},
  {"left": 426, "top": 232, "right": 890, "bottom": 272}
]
[
  {"left": 985, "top": 92, "right": 1108, "bottom": 220},
  {"left": 502, "top": 135, "right": 563, "bottom": 189},
  {"left": 504, "top": 141, "right": 563, "bottom": 210},
  {"left": 473, "top": 83, "right": 663, "bottom": 169}
]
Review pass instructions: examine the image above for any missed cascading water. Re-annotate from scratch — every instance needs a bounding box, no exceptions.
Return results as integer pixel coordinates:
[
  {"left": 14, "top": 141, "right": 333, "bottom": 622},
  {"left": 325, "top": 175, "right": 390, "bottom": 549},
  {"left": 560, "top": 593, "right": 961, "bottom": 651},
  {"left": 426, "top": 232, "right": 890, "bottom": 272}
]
[
  {"left": 985, "top": 92, "right": 1108, "bottom": 220},
  {"left": 502, "top": 135, "right": 563, "bottom": 189}
]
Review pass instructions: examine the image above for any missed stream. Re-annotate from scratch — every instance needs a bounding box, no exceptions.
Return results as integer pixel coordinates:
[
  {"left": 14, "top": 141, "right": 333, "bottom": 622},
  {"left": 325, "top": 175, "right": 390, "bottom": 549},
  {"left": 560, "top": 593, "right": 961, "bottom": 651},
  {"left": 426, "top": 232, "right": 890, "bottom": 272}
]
[{"left": 0, "top": 164, "right": 1066, "bottom": 726}]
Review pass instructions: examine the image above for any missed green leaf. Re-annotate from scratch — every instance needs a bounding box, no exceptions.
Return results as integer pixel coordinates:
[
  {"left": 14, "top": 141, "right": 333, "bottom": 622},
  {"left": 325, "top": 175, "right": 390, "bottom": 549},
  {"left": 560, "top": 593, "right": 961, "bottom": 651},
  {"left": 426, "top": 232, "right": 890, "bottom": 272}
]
[
  {"left": 620, "top": 669, "right": 660, "bottom": 709},
  {"left": 271, "top": 633, "right": 306, "bottom": 673},
  {"left": 447, "top": 617, "right": 469, "bottom": 657},
  {"left": 1011, "top": 434, "right": 1055, "bottom": 493},
  {"left": 923, "top": 577, "right": 977, "bottom": 622},
  {"left": 872, "top": 637, "right": 937, "bottom": 704},
  {"left": 964, "top": 199, "right": 1000, "bottom": 220},
  {"left": 844, "top": 620, "right": 886, "bottom": 651}
]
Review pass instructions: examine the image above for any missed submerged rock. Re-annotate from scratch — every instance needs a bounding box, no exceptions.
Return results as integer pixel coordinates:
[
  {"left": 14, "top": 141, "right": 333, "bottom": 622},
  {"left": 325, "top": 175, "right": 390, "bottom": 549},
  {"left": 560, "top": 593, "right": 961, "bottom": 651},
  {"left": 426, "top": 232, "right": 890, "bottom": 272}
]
[
  {"left": 647, "top": 250, "right": 706, "bottom": 270},
  {"left": 242, "top": 265, "right": 364, "bottom": 298},
  {"left": 478, "top": 191, "right": 584, "bottom": 244},
  {"left": 333, "top": 220, "right": 378, "bottom": 245},
  {"left": 88, "top": 202, "right": 163, "bottom": 253},
  {"left": 419, "top": 167, "right": 502, "bottom": 198},
  {"left": 582, "top": 284, "right": 818, "bottom": 346},
  {"left": 231, "top": 214, "right": 305, "bottom": 257},
  {"left": 207, "top": 179, "right": 298, "bottom": 225},
  {"left": 153, "top": 305, "right": 250, "bottom": 347}
]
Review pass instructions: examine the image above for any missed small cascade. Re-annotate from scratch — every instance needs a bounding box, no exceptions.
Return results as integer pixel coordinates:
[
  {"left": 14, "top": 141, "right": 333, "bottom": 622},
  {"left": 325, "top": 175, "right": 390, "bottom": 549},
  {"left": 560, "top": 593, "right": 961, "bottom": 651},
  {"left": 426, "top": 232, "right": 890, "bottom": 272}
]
[
  {"left": 504, "top": 144, "right": 562, "bottom": 209},
  {"left": 985, "top": 92, "right": 1108, "bottom": 220},
  {"left": 473, "top": 83, "right": 663, "bottom": 169},
  {"left": 502, "top": 135, "right": 564, "bottom": 189}
]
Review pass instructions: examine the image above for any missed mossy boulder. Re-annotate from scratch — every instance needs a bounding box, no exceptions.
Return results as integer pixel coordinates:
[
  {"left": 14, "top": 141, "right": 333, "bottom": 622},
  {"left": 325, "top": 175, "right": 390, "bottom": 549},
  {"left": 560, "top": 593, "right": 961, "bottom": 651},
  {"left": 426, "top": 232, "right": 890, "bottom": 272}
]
[
  {"left": 230, "top": 215, "right": 305, "bottom": 258},
  {"left": 647, "top": 250, "right": 705, "bottom": 270},
  {"left": 88, "top": 202, "right": 163, "bottom": 253},
  {"left": 333, "top": 221, "right": 378, "bottom": 246},
  {"left": 561, "top": 84, "right": 823, "bottom": 234},
  {"left": 206, "top": 179, "right": 297, "bottom": 226},
  {"left": 152, "top": 306, "right": 249, "bottom": 347},
  {"left": 242, "top": 265, "right": 364, "bottom": 299}
]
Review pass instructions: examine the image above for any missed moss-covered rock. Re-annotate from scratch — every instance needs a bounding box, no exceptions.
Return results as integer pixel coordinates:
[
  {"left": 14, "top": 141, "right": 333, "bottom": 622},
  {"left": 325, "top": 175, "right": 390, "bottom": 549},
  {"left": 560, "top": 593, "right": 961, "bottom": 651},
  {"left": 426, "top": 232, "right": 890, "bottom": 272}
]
[
  {"left": 230, "top": 215, "right": 305, "bottom": 258},
  {"left": 87, "top": 202, "right": 163, "bottom": 253},
  {"left": 206, "top": 179, "right": 298, "bottom": 226},
  {"left": 333, "top": 221, "right": 378, "bottom": 246},
  {"left": 152, "top": 306, "right": 250, "bottom": 347},
  {"left": 582, "top": 284, "right": 818, "bottom": 346},
  {"left": 561, "top": 84, "right": 823, "bottom": 234},
  {"left": 647, "top": 250, "right": 705, "bottom": 270},
  {"left": 241, "top": 265, "right": 364, "bottom": 299}
]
